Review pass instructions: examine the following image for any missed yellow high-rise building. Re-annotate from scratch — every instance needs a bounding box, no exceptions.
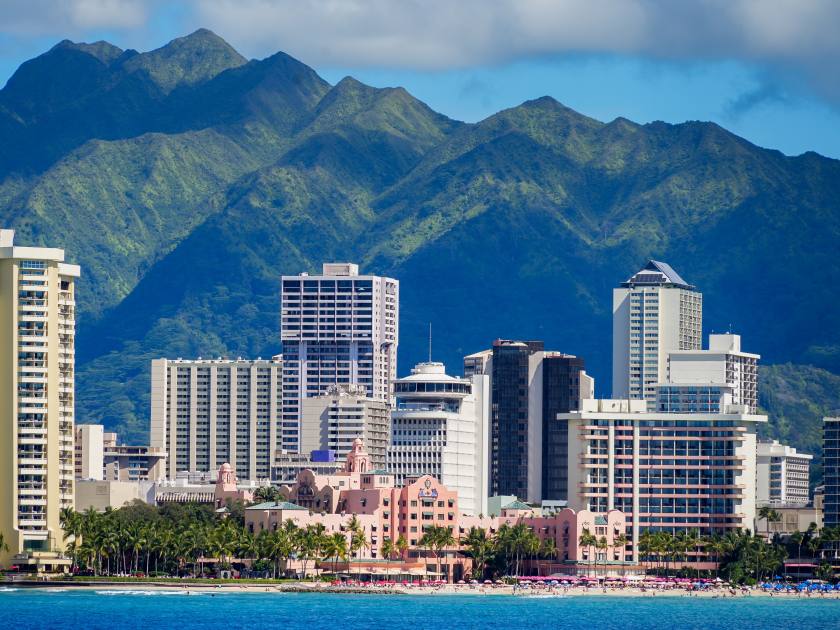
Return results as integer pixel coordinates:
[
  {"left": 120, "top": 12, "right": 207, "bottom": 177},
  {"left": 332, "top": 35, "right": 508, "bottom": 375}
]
[{"left": 0, "top": 229, "right": 79, "bottom": 572}]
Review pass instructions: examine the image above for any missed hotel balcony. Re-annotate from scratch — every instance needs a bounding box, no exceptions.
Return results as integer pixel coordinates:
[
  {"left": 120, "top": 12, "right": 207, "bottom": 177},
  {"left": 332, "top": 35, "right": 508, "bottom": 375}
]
[
  {"left": 18, "top": 436, "right": 47, "bottom": 446},
  {"left": 18, "top": 312, "right": 47, "bottom": 322},
  {"left": 18, "top": 519, "right": 48, "bottom": 529},
  {"left": 18, "top": 497, "right": 47, "bottom": 507}
]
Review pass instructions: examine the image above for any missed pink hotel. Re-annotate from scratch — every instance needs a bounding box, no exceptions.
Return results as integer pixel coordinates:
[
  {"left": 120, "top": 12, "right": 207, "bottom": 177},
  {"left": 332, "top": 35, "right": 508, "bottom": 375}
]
[{"left": 244, "top": 439, "right": 626, "bottom": 578}]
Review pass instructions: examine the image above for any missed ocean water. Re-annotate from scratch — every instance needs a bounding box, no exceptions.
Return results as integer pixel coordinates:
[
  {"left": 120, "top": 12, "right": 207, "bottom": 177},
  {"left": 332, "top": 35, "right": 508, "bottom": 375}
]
[{"left": 1, "top": 589, "right": 840, "bottom": 630}]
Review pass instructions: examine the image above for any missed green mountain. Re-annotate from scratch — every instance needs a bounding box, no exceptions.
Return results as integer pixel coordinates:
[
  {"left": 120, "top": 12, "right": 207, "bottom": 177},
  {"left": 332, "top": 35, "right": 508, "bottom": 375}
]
[{"left": 1, "top": 31, "right": 839, "bottom": 474}]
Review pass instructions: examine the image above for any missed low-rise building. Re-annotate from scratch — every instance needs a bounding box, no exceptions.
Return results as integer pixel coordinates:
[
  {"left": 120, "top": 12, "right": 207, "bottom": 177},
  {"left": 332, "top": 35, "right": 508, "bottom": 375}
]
[
  {"left": 251, "top": 438, "right": 628, "bottom": 579},
  {"left": 104, "top": 443, "right": 167, "bottom": 482},
  {"left": 754, "top": 504, "right": 822, "bottom": 537},
  {"left": 75, "top": 479, "right": 157, "bottom": 512}
]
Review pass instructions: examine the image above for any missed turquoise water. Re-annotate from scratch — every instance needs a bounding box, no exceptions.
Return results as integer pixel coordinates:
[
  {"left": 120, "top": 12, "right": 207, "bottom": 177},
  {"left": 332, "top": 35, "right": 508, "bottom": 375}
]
[{"left": 2, "top": 589, "right": 840, "bottom": 629}]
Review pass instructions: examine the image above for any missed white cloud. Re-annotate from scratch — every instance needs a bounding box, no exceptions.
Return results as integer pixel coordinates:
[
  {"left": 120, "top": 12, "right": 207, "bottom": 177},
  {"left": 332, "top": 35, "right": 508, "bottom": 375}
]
[
  {"left": 2, "top": 0, "right": 840, "bottom": 103},
  {"left": 0, "top": 0, "right": 148, "bottom": 35}
]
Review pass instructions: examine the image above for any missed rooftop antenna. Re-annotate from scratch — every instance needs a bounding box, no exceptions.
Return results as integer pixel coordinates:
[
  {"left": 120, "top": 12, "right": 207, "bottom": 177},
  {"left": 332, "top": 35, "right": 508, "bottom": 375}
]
[{"left": 428, "top": 322, "right": 432, "bottom": 363}]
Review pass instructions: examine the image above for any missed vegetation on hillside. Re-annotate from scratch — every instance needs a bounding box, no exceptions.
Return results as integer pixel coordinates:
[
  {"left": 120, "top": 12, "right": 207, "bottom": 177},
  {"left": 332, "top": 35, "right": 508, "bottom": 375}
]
[{"left": 0, "top": 30, "right": 838, "bottom": 455}]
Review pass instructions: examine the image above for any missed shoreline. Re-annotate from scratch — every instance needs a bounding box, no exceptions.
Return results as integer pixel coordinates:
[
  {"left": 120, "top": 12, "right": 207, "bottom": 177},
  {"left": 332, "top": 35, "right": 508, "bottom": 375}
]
[{"left": 4, "top": 581, "right": 840, "bottom": 599}]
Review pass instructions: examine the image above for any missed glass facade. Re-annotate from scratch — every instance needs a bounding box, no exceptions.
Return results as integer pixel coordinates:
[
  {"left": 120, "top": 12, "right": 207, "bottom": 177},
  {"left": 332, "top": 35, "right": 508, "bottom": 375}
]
[
  {"left": 825, "top": 418, "right": 840, "bottom": 528},
  {"left": 541, "top": 355, "right": 585, "bottom": 501},
  {"left": 490, "top": 342, "right": 538, "bottom": 498}
]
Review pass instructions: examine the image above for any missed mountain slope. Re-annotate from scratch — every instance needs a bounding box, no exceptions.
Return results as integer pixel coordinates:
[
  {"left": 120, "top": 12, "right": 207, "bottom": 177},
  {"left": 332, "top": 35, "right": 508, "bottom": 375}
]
[{"left": 0, "top": 32, "right": 838, "bottom": 462}]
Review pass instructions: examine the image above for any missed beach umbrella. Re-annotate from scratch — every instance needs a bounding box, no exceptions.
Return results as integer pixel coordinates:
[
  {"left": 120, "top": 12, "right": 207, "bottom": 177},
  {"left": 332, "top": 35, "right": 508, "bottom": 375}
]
[{"left": 484, "top": 580, "right": 493, "bottom": 584}]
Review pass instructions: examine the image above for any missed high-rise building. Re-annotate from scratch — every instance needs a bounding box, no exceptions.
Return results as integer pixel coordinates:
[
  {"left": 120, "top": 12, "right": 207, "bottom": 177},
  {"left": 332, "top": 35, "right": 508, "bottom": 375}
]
[
  {"left": 150, "top": 357, "right": 282, "bottom": 482},
  {"left": 541, "top": 354, "right": 588, "bottom": 501},
  {"left": 612, "top": 260, "right": 702, "bottom": 403},
  {"left": 665, "top": 333, "right": 759, "bottom": 413},
  {"left": 755, "top": 439, "right": 812, "bottom": 507},
  {"left": 300, "top": 384, "right": 391, "bottom": 468},
  {"left": 466, "top": 341, "right": 588, "bottom": 503},
  {"left": 75, "top": 424, "right": 104, "bottom": 480},
  {"left": 824, "top": 417, "right": 840, "bottom": 529},
  {"left": 559, "top": 396, "right": 766, "bottom": 562},
  {"left": 280, "top": 263, "right": 399, "bottom": 452},
  {"left": 0, "top": 229, "right": 78, "bottom": 571},
  {"left": 386, "top": 362, "right": 490, "bottom": 516}
]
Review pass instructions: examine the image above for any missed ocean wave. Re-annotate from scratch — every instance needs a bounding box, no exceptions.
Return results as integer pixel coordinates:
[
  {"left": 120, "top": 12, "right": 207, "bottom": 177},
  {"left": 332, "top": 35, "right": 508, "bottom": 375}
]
[
  {"left": 0, "top": 587, "right": 19, "bottom": 592},
  {"left": 95, "top": 589, "right": 198, "bottom": 596}
]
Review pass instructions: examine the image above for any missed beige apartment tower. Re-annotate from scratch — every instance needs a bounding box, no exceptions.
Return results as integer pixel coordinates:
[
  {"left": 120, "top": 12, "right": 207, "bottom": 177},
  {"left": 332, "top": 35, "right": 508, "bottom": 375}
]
[
  {"left": 150, "top": 357, "right": 282, "bottom": 482},
  {"left": 0, "top": 229, "right": 79, "bottom": 570}
]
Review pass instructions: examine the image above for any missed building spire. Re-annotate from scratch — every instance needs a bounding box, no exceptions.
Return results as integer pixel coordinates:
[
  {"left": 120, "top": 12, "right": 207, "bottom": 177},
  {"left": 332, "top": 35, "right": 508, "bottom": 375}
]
[{"left": 428, "top": 321, "right": 432, "bottom": 362}]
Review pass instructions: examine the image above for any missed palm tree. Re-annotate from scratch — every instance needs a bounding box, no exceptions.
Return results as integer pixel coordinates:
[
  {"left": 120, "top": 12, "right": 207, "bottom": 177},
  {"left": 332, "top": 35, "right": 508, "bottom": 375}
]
[
  {"left": 596, "top": 536, "right": 608, "bottom": 576},
  {"left": 60, "top": 507, "right": 83, "bottom": 572},
  {"left": 758, "top": 506, "right": 781, "bottom": 538},
  {"left": 578, "top": 528, "right": 597, "bottom": 576},
  {"left": 322, "top": 532, "right": 347, "bottom": 574},
  {"left": 347, "top": 516, "right": 368, "bottom": 581},
  {"left": 433, "top": 526, "right": 456, "bottom": 582},
  {"left": 612, "top": 533, "right": 628, "bottom": 565},
  {"left": 638, "top": 530, "right": 653, "bottom": 573},
  {"left": 396, "top": 534, "right": 408, "bottom": 560},
  {"left": 381, "top": 538, "right": 396, "bottom": 561},
  {"left": 464, "top": 527, "right": 493, "bottom": 580}
]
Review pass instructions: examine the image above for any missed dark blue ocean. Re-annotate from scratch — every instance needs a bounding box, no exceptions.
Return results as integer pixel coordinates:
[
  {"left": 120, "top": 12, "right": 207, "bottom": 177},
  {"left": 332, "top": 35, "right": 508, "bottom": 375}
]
[{"left": 2, "top": 588, "right": 840, "bottom": 629}]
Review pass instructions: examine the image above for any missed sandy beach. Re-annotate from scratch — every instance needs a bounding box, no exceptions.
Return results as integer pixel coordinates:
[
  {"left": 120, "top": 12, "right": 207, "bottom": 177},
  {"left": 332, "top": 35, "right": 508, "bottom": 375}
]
[{"left": 8, "top": 580, "right": 840, "bottom": 599}]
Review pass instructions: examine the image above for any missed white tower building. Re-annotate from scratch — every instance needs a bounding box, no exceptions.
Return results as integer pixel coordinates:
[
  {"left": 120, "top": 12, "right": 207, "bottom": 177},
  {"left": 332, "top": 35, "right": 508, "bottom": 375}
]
[
  {"left": 280, "top": 263, "right": 399, "bottom": 452},
  {"left": 612, "top": 260, "right": 702, "bottom": 403},
  {"left": 387, "top": 362, "right": 490, "bottom": 516}
]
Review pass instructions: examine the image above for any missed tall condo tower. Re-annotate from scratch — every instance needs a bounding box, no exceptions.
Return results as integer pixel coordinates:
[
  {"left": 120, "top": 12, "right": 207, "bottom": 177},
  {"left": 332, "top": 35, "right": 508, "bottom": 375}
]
[
  {"left": 466, "top": 341, "right": 588, "bottom": 504},
  {"left": 0, "top": 229, "right": 79, "bottom": 571},
  {"left": 612, "top": 260, "right": 702, "bottom": 403},
  {"left": 280, "top": 263, "right": 399, "bottom": 452}
]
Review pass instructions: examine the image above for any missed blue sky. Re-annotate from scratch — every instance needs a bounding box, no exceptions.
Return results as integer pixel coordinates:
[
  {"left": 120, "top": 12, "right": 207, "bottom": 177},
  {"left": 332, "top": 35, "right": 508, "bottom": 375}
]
[{"left": 1, "top": 0, "right": 839, "bottom": 158}]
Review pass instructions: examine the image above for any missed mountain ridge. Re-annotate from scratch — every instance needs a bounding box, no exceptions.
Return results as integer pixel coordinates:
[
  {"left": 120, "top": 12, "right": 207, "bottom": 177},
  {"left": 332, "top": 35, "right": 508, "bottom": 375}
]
[{"left": 0, "top": 31, "right": 838, "bottom": 479}]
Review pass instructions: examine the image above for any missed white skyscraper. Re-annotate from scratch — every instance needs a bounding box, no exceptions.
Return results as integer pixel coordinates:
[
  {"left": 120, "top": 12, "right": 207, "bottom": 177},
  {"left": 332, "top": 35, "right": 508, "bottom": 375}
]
[
  {"left": 280, "top": 263, "right": 399, "bottom": 452},
  {"left": 612, "top": 260, "right": 702, "bottom": 403},
  {"left": 387, "top": 362, "right": 490, "bottom": 516}
]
